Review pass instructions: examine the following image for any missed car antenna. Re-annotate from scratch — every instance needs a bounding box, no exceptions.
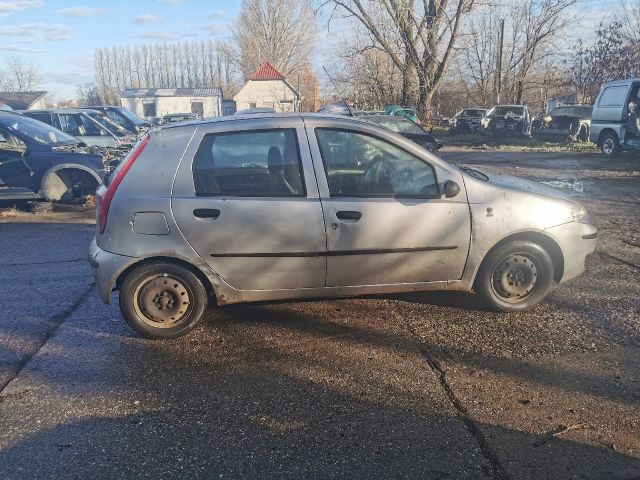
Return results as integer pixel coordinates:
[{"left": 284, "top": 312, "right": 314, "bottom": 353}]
[{"left": 322, "top": 66, "right": 354, "bottom": 116}]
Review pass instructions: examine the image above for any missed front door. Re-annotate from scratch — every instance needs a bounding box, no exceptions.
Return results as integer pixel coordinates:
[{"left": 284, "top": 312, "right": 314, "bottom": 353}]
[
  {"left": 171, "top": 121, "right": 327, "bottom": 291},
  {"left": 0, "top": 129, "right": 31, "bottom": 188},
  {"left": 310, "top": 127, "right": 471, "bottom": 287}
]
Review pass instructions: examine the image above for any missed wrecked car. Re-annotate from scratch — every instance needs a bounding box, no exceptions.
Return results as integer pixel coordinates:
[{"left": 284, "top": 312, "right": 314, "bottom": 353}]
[
  {"left": 0, "top": 111, "right": 103, "bottom": 201},
  {"left": 481, "top": 105, "right": 532, "bottom": 137},
  {"left": 590, "top": 78, "right": 640, "bottom": 156},
  {"left": 89, "top": 113, "right": 596, "bottom": 339},
  {"left": 537, "top": 105, "right": 592, "bottom": 142},
  {"left": 360, "top": 114, "right": 442, "bottom": 152},
  {"left": 449, "top": 108, "right": 486, "bottom": 135},
  {"left": 84, "top": 109, "right": 137, "bottom": 138},
  {"left": 20, "top": 108, "right": 121, "bottom": 147},
  {"left": 83, "top": 106, "right": 151, "bottom": 133},
  {"left": 160, "top": 113, "right": 199, "bottom": 125}
]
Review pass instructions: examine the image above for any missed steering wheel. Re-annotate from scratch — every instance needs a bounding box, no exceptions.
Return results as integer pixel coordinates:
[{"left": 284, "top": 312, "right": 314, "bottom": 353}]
[{"left": 363, "top": 154, "right": 395, "bottom": 192}]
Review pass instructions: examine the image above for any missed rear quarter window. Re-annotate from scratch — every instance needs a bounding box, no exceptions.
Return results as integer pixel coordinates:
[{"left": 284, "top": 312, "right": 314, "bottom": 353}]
[{"left": 598, "top": 86, "right": 628, "bottom": 107}]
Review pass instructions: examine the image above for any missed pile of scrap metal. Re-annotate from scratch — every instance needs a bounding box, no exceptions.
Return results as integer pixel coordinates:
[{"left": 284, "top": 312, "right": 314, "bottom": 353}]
[{"left": 52, "top": 137, "right": 139, "bottom": 171}]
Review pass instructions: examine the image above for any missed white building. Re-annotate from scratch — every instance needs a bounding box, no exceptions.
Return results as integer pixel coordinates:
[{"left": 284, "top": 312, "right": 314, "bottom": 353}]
[
  {"left": 233, "top": 63, "right": 301, "bottom": 113},
  {"left": 120, "top": 88, "right": 224, "bottom": 120}
]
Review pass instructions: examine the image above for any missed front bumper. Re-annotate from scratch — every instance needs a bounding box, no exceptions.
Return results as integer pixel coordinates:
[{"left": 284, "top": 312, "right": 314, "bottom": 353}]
[
  {"left": 89, "top": 237, "right": 137, "bottom": 304},
  {"left": 544, "top": 222, "right": 597, "bottom": 283}
]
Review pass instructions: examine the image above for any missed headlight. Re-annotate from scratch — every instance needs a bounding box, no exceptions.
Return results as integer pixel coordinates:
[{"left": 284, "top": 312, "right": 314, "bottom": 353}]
[
  {"left": 544, "top": 115, "right": 552, "bottom": 123},
  {"left": 570, "top": 205, "right": 590, "bottom": 223}
]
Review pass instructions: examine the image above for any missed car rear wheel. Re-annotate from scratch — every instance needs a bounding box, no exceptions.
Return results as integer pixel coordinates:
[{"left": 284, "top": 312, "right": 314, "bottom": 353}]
[
  {"left": 119, "top": 261, "right": 208, "bottom": 338},
  {"left": 601, "top": 132, "right": 621, "bottom": 157},
  {"left": 475, "top": 240, "right": 554, "bottom": 312}
]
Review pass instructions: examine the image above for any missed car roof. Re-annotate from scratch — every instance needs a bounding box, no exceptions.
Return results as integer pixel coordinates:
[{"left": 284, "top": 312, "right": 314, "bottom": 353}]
[
  {"left": 601, "top": 78, "right": 640, "bottom": 87},
  {"left": 25, "top": 108, "right": 97, "bottom": 114},
  {"left": 160, "top": 112, "right": 374, "bottom": 131}
]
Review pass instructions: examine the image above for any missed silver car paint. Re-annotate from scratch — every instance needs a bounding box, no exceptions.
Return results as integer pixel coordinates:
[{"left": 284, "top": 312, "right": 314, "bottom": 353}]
[
  {"left": 589, "top": 79, "right": 640, "bottom": 146},
  {"left": 91, "top": 114, "right": 596, "bottom": 306}
]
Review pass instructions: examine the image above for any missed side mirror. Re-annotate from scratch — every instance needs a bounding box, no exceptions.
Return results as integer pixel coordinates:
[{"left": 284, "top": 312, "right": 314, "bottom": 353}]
[{"left": 443, "top": 180, "right": 460, "bottom": 198}]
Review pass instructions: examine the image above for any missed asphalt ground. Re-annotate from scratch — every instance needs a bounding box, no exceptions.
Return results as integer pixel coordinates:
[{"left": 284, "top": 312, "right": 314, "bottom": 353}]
[{"left": 0, "top": 149, "right": 638, "bottom": 479}]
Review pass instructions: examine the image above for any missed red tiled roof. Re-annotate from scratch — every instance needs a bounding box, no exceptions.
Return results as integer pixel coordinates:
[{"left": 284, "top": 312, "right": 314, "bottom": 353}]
[{"left": 250, "top": 62, "right": 285, "bottom": 81}]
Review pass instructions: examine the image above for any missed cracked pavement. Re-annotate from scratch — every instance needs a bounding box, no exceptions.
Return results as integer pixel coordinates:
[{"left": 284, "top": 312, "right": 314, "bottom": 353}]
[{"left": 0, "top": 149, "right": 639, "bottom": 479}]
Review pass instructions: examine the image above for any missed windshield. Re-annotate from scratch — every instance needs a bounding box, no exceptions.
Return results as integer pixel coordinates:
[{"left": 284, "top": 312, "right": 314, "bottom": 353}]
[
  {"left": 116, "top": 108, "right": 147, "bottom": 126},
  {"left": 87, "top": 111, "right": 128, "bottom": 133},
  {"left": 366, "top": 116, "right": 424, "bottom": 135},
  {"left": 2, "top": 114, "right": 78, "bottom": 145},
  {"left": 488, "top": 106, "right": 524, "bottom": 117}
]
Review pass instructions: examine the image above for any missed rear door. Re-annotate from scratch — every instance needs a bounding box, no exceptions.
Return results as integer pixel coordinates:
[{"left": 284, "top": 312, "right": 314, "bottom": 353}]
[
  {"left": 305, "top": 118, "right": 471, "bottom": 287},
  {"left": 171, "top": 117, "right": 327, "bottom": 291},
  {"left": 0, "top": 128, "right": 31, "bottom": 187}
]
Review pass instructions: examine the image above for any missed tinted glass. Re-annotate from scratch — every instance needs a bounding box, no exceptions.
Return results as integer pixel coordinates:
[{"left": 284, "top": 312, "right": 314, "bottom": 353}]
[
  {"left": 366, "top": 116, "right": 424, "bottom": 135},
  {"left": 598, "top": 86, "right": 627, "bottom": 107},
  {"left": 316, "top": 129, "right": 438, "bottom": 198},
  {"left": 2, "top": 114, "right": 77, "bottom": 145},
  {"left": 193, "top": 129, "right": 305, "bottom": 197}
]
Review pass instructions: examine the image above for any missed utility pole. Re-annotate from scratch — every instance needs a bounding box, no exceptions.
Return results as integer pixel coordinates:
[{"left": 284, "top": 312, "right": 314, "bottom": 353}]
[{"left": 494, "top": 18, "right": 505, "bottom": 105}]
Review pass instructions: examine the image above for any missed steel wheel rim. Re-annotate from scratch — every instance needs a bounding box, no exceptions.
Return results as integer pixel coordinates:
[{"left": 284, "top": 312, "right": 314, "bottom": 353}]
[
  {"left": 603, "top": 138, "right": 614, "bottom": 155},
  {"left": 491, "top": 253, "right": 538, "bottom": 304},
  {"left": 133, "top": 274, "right": 193, "bottom": 328}
]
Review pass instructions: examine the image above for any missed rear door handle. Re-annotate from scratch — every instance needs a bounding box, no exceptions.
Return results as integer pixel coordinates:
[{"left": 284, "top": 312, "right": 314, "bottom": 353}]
[
  {"left": 193, "top": 208, "right": 220, "bottom": 219},
  {"left": 336, "top": 210, "right": 362, "bottom": 222}
]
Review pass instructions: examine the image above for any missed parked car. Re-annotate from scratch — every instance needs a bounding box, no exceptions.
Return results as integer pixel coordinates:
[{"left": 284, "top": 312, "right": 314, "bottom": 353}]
[
  {"left": 21, "top": 108, "right": 120, "bottom": 147},
  {"left": 89, "top": 113, "right": 597, "bottom": 338},
  {"left": 481, "top": 105, "right": 532, "bottom": 137},
  {"left": 385, "top": 105, "right": 421, "bottom": 124},
  {"left": 84, "top": 109, "right": 137, "bottom": 138},
  {"left": 317, "top": 102, "right": 354, "bottom": 115},
  {"left": 0, "top": 111, "right": 103, "bottom": 201},
  {"left": 160, "top": 113, "right": 199, "bottom": 125},
  {"left": 449, "top": 108, "right": 487, "bottom": 135},
  {"left": 83, "top": 106, "right": 151, "bottom": 133},
  {"left": 589, "top": 78, "right": 640, "bottom": 156},
  {"left": 361, "top": 114, "right": 442, "bottom": 152},
  {"left": 537, "top": 105, "right": 592, "bottom": 142}
]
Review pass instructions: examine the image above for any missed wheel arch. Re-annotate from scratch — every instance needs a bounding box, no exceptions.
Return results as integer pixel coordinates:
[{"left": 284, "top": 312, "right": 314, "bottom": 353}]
[
  {"left": 596, "top": 128, "right": 618, "bottom": 147},
  {"left": 475, "top": 231, "right": 564, "bottom": 284},
  {"left": 114, "top": 255, "right": 217, "bottom": 304},
  {"left": 41, "top": 163, "right": 102, "bottom": 201}
]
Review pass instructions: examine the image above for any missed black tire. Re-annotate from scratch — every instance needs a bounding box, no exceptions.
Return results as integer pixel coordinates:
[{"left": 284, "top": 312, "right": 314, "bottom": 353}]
[
  {"left": 600, "top": 132, "right": 621, "bottom": 157},
  {"left": 119, "top": 261, "right": 208, "bottom": 338},
  {"left": 475, "top": 240, "right": 554, "bottom": 312}
]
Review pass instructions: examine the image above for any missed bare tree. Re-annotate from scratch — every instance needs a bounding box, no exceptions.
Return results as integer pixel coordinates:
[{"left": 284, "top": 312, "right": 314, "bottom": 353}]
[
  {"left": 0, "top": 56, "right": 41, "bottom": 91},
  {"left": 232, "top": 0, "right": 316, "bottom": 79},
  {"left": 322, "top": 0, "right": 475, "bottom": 115},
  {"left": 94, "top": 41, "right": 240, "bottom": 105},
  {"left": 76, "top": 83, "right": 102, "bottom": 106}
]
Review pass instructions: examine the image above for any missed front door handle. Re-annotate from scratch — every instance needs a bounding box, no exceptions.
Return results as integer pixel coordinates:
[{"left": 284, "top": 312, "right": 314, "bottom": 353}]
[
  {"left": 336, "top": 210, "right": 362, "bottom": 222},
  {"left": 193, "top": 208, "right": 220, "bottom": 219}
]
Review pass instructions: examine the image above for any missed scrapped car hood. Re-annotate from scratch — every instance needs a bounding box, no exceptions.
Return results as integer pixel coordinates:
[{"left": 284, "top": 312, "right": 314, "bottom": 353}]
[{"left": 466, "top": 169, "right": 576, "bottom": 203}]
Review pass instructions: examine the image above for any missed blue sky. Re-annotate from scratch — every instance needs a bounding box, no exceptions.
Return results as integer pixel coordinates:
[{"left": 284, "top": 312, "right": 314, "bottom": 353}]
[
  {"left": 0, "top": 0, "right": 617, "bottom": 100},
  {"left": 0, "top": 0, "right": 243, "bottom": 99}
]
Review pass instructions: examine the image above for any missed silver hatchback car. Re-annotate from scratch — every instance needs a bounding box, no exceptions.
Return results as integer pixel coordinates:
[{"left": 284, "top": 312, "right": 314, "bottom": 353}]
[{"left": 89, "top": 114, "right": 597, "bottom": 338}]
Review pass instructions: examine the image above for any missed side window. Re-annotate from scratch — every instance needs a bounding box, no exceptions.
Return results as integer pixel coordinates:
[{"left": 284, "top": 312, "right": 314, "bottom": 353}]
[
  {"left": 190, "top": 100, "right": 204, "bottom": 116},
  {"left": 316, "top": 129, "right": 439, "bottom": 198},
  {"left": 106, "top": 110, "right": 127, "bottom": 127},
  {"left": 192, "top": 129, "right": 305, "bottom": 197},
  {"left": 598, "top": 86, "right": 627, "bottom": 107},
  {"left": 58, "top": 114, "right": 79, "bottom": 134},
  {"left": 25, "top": 112, "right": 51, "bottom": 125},
  {"left": 0, "top": 129, "right": 25, "bottom": 151}
]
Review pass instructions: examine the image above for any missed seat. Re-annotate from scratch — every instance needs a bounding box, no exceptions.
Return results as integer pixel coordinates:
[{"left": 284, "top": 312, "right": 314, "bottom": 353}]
[{"left": 267, "top": 146, "right": 297, "bottom": 195}]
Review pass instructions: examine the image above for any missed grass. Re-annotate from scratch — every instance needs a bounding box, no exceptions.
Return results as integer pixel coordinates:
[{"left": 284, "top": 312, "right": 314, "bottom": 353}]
[{"left": 429, "top": 126, "right": 599, "bottom": 153}]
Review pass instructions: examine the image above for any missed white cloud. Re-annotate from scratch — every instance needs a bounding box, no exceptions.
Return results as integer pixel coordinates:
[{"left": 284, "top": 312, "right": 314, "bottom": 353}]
[
  {"left": 133, "top": 14, "right": 161, "bottom": 25},
  {"left": 133, "top": 31, "right": 176, "bottom": 41},
  {"left": 203, "top": 23, "right": 230, "bottom": 36},
  {"left": 155, "top": 0, "right": 184, "bottom": 5},
  {"left": 0, "top": 45, "right": 43, "bottom": 53},
  {"left": 58, "top": 6, "right": 107, "bottom": 17},
  {"left": 0, "top": 0, "right": 43, "bottom": 16},
  {"left": 0, "top": 23, "right": 71, "bottom": 42}
]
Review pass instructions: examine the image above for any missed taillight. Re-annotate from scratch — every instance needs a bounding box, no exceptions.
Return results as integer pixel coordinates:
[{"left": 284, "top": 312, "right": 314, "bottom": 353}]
[{"left": 98, "top": 135, "right": 150, "bottom": 234}]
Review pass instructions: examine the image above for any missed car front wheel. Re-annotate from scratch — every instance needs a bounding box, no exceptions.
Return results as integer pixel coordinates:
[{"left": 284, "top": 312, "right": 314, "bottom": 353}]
[
  {"left": 475, "top": 240, "right": 554, "bottom": 312},
  {"left": 119, "top": 261, "right": 208, "bottom": 338},
  {"left": 600, "top": 132, "right": 621, "bottom": 157}
]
